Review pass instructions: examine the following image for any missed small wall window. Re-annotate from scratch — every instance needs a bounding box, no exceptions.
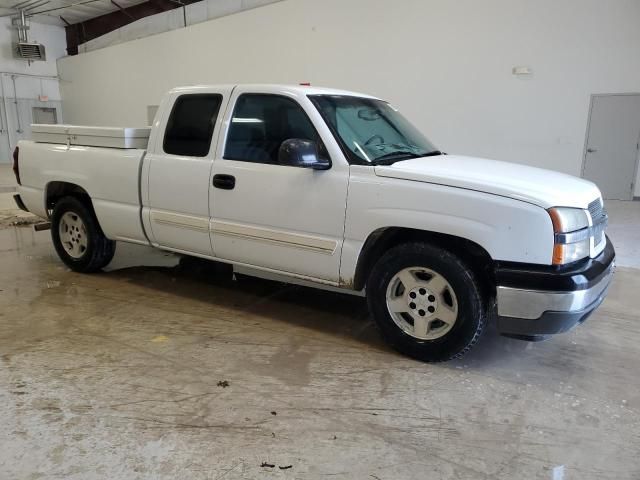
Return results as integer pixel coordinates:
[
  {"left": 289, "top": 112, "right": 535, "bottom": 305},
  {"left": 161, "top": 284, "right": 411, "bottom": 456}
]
[
  {"left": 224, "top": 94, "right": 322, "bottom": 164},
  {"left": 163, "top": 94, "right": 222, "bottom": 157},
  {"left": 32, "top": 107, "right": 58, "bottom": 125}
]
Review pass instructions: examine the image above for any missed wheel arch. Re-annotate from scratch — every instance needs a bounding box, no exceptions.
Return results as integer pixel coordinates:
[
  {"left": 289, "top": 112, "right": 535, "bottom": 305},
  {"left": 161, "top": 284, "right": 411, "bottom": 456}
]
[
  {"left": 353, "top": 227, "right": 495, "bottom": 295},
  {"left": 45, "top": 181, "right": 95, "bottom": 218}
]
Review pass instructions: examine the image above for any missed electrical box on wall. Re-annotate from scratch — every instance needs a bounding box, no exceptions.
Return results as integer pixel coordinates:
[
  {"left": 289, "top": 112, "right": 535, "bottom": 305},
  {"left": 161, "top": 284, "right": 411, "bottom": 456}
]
[{"left": 512, "top": 66, "right": 533, "bottom": 76}]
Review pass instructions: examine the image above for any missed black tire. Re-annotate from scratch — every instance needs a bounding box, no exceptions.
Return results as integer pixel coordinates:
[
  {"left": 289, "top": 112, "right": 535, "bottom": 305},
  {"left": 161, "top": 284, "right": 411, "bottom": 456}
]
[
  {"left": 366, "top": 242, "right": 486, "bottom": 362},
  {"left": 51, "top": 196, "right": 116, "bottom": 273}
]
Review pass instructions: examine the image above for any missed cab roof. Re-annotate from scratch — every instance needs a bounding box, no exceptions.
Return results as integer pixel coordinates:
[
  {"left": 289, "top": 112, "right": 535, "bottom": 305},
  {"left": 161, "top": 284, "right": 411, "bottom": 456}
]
[{"left": 168, "top": 83, "right": 380, "bottom": 100}]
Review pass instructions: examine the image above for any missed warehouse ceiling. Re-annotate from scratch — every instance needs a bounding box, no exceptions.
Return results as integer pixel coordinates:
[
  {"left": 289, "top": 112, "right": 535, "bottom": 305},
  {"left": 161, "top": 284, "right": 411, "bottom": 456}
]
[
  {"left": 0, "top": 0, "right": 151, "bottom": 25},
  {"left": 0, "top": 0, "right": 203, "bottom": 55}
]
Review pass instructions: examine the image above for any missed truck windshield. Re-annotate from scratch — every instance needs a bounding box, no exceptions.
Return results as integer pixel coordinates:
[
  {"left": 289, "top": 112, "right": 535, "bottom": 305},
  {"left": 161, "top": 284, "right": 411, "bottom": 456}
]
[{"left": 309, "top": 95, "right": 440, "bottom": 165}]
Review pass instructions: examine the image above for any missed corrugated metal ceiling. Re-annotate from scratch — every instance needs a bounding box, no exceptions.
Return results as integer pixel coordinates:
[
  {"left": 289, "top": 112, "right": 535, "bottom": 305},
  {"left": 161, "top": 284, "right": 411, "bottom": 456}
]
[{"left": 0, "top": 0, "right": 150, "bottom": 25}]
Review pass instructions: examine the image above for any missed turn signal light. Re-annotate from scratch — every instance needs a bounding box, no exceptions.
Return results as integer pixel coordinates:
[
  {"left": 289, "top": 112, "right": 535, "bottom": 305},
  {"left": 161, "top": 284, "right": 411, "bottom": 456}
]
[{"left": 552, "top": 243, "right": 564, "bottom": 265}]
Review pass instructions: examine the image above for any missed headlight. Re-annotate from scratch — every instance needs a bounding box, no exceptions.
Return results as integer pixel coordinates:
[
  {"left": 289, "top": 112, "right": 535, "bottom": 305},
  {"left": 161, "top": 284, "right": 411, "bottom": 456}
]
[
  {"left": 548, "top": 207, "right": 589, "bottom": 233},
  {"left": 548, "top": 207, "right": 590, "bottom": 265}
]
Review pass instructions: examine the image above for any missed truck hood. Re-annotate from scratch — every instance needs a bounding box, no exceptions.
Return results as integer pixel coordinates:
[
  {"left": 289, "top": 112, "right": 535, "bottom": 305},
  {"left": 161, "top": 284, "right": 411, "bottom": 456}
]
[{"left": 374, "top": 155, "right": 600, "bottom": 209}]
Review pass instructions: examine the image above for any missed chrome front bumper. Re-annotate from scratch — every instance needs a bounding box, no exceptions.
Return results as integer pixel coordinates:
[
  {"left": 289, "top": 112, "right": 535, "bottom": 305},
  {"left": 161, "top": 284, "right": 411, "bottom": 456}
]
[
  {"left": 495, "top": 238, "right": 615, "bottom": 337},
  {"left": 497, "top": 263, "right": 614, "bottom": 320}
]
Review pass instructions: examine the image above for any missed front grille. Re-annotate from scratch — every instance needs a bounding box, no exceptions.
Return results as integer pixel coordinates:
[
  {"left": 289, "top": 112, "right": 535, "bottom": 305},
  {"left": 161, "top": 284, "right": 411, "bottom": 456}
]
[
  {"left": 588, "top": 197, "right": 606, "bottom": 248},
  {"left": 588, "top": 198, "right": 604, "bottom": 222}
]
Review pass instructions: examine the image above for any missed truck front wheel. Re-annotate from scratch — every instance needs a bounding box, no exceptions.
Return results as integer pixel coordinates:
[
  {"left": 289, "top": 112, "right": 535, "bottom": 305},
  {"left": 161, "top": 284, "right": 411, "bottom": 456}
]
[
  {"left": 366, "top": 242, "right": 486, "bottom": 362},
  {"left": 51, "top": 196, "right": 116, "bottom": 273}
]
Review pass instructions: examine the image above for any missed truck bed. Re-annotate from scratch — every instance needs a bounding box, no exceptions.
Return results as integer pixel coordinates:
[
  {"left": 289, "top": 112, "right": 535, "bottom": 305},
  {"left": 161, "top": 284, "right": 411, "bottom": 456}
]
[{"left": 17, "top": 139, "right": 148, "bottom": 245}]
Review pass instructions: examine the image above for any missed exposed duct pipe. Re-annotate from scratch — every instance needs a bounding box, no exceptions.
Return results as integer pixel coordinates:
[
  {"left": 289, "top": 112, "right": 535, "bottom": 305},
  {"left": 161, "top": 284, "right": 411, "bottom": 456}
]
[
  {"left": 0, "top": 80, "right": 5, "bottom": 134},
  {"left": 0, "top": 72, "right": 58, "bottom": 80},
  {"left": 1, "top": 77, "right": 13, "bottom": 145},
  {"left": 17, "top": 9, "right": 28, "bottom": 42},
  {"left": 11, "top": 75, "right": 23, "bottom": 133}
]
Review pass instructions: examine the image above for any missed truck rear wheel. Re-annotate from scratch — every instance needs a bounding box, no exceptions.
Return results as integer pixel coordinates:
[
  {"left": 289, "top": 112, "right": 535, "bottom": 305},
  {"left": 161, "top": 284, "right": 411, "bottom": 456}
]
[
  {"left": 366, "top": 242, "right": 486, "bottom": 362},
  {"left": 51, "top": 196, "right": 116, "bottom": 273}
]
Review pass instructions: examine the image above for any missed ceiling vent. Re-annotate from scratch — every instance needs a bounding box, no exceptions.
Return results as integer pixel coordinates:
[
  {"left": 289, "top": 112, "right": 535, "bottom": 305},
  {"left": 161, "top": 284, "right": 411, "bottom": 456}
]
[{"left": 14, "top": 42, "right": 46, "bottom": 61}]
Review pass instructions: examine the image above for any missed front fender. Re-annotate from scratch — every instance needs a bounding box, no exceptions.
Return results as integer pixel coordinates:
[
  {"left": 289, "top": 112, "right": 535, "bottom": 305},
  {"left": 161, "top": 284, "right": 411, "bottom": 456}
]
[{"left": 339, "top": 168, "right": 554, "bottom": 286}]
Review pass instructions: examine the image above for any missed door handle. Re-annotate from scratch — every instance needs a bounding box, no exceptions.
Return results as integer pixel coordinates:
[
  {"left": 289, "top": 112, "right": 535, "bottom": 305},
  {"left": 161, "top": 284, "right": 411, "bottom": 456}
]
[
  {"left": 587, "top": 148, "right": 598, "bottom": 153},
  {"left": 213, "top": 174, "right": 236, "bottom": 190}
]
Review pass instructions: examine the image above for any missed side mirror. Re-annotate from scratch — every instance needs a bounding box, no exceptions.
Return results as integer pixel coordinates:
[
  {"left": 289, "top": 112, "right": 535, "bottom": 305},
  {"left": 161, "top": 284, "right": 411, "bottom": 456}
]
[{"left": 278, "top": 139, "right": 330, "bottom": 170}]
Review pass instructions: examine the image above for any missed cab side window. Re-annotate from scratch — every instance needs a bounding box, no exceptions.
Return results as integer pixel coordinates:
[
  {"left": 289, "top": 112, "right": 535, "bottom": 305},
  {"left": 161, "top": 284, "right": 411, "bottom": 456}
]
[
  {"left": 163, "top": 94, "right": 222, "bottom": 157},
  {"left": 224, "top": 94, "right": 321, "bottom": 164}
]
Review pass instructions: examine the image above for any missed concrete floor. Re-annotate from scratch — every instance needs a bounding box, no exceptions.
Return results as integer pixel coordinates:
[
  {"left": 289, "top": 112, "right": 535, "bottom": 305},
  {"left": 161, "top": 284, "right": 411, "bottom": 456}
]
[
  {"left": 0, "top": 164, "right": 17, "bottom": 192},
  {"left": 605, "top": 200, "right": 640, "bottom": 269},
  {"left": 0, "top": 169, "right": 41, "bottom": 227},
  {"left": 1, "top": 169, "right": 640, "bottom": 479}
]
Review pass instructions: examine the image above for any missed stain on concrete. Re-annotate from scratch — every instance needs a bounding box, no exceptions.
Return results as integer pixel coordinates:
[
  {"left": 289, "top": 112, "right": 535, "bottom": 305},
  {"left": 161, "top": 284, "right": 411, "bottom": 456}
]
[
  {"left": 0, "top": 221, "right": 640, "bottom": 479},
  {"left": 0, "top": 213, "right": 40, "bottom": 228}
]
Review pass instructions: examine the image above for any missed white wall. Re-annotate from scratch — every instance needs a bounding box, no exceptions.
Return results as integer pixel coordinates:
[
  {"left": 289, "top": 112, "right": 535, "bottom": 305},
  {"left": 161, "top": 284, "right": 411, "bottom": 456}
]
[
  {"left": 57, "top": 0, "right": 640, "bottom": 193},
  {"left": 0, "top": 16, "right": 67, "bottom": 162}
]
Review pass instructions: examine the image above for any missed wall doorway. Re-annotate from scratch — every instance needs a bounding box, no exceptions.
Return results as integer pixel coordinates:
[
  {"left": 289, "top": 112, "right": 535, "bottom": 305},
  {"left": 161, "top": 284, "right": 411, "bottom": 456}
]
[{"left": 582, "top": 94, "right": 640, "bottom": 200}]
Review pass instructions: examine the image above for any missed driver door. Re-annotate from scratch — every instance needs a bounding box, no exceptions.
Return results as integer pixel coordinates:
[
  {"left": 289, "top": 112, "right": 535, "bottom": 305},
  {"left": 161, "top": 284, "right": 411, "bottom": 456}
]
[{"left": 209, "top": 87, "right": 349, "bottom": 282}]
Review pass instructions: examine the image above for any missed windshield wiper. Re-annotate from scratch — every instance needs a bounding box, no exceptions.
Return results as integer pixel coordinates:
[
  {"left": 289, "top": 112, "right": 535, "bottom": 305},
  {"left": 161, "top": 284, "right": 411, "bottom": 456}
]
[
  {"left": 373, "top": 150, "right": 442, "bottom": 165},
  {"left": 422, "top": 150, "right": 443, "bottom": 157}
]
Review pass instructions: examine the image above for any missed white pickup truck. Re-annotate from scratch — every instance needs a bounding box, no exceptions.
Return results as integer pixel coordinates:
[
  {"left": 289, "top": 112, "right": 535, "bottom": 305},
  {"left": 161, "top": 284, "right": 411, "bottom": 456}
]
[{"left": 12, "top": 84, "right": 615, "bottom": 362}]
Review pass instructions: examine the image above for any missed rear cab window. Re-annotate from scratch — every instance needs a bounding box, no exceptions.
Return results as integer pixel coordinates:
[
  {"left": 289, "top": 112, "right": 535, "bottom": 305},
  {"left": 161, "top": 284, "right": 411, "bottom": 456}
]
[{"left": 163, "top": 94, "right": 222, "bottom": 157}]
